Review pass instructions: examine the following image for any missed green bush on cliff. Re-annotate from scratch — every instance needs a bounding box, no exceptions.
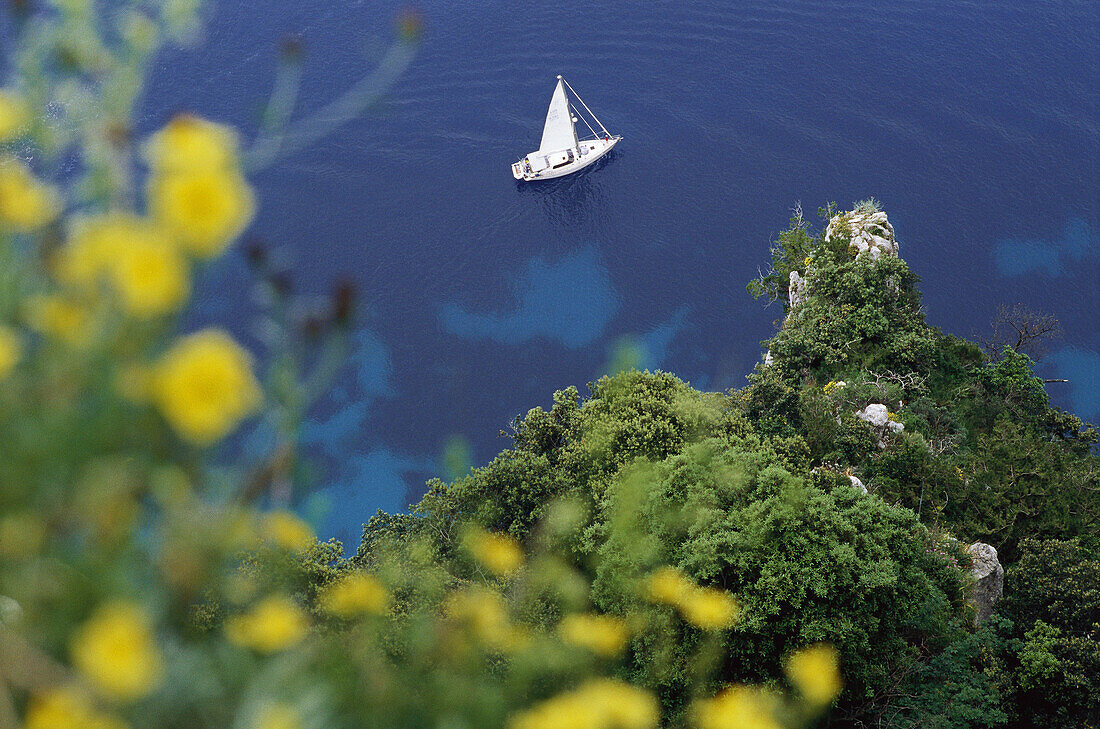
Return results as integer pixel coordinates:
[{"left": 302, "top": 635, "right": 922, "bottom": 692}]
[
  {"left": 994, "top": 538, "right": 1100, "bottom": 728},
  {"left": 741, "top": 211, "right": 1099, "bottom": 561},
  {"left": 363, "top": 369, "right": 993, "bottom": 727}
]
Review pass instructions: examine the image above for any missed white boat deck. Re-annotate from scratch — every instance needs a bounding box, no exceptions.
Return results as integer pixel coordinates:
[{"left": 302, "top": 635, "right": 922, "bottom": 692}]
[{"left": 512, "top": 136, "right": 621, "bottom": 181}]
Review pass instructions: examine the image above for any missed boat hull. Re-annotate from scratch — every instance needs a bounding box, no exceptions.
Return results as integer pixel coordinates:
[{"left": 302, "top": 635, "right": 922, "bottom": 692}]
[{"left": 512, "top": 137, "right": 621, "bottom": 181}]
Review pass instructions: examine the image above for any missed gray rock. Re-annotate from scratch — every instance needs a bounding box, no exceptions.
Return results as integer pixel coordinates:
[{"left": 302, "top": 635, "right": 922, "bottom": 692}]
[
  {"left": 856, "top": 403, "right": 890, "bottom": 427},
  {"left": 967, "top": 542, "right": 1004, "bottom": 624},
  {"left": 788, "top": 270, "right": 808, "bottom": 309},
  {"left": 826, "top": 209, "right": 898, "bottom": 260},
  {"left": 855, "top": 404, "right": 904, "bottom": 448},
  {"left": 848, "top": 474, "right": 868, "bottom": 493}
]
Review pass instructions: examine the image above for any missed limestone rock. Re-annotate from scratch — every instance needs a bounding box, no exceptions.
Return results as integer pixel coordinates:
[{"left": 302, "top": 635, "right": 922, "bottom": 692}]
[
  {"left": 855, "top": 403, "right": 904, "bottom": 448},
  {"left": 856, "top": 403, "right": 890, "bottom": 427},
  {"left": 848, "top": 474, "right": 868, "bottom": 493},
  {"left": 966, "top": 543, "right": 1004, "bottom": 624},
  {"left": 856, "top": 403, "right": 903, "bottom": 432},
  {"left": 788, "top": 270, "right": 808, "bottom": 309},
  {"left": 826, "top": 209, "right": 898, "bottom": 260}
]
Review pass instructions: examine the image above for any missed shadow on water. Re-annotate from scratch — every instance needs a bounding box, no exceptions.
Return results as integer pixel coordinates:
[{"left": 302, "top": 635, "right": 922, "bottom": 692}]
[{"left": 514, "top": 150, "right": 620, "bottom": 225}]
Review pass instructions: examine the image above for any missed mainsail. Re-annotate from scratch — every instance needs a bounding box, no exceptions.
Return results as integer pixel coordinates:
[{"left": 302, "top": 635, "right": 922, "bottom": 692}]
[{"left": 538, "top": 79, "right": 578, "bottom": 153}]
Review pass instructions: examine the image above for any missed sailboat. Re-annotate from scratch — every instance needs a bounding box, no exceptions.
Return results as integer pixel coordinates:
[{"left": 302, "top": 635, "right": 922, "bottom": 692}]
[{"left": 512, "top": 75, "right": 621, "bottom": 181}]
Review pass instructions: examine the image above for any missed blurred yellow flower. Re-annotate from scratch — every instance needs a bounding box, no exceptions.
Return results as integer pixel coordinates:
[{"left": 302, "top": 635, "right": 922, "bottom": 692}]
[
  {"left": 152, "top": 329, "right": 262, "bottom": 444},
  {"left": 446, "top": 587, "right": 514, "bottom": 649},
  {"left": 0, "top": 325, "right": 21, "bottom": 378},
  {"left": 0, "top": 510, "right": 47, "bottom": 559},
  {"left": 508, "top": 678, "right": 659, "bottom": 729},
  {"left": 0, "top": 89, "right": 29, "bottom": 141},
  {"left": 143, "top": 114, "right": 240, "bottom": 173},
  {"left": 58, "top": 213, "right": 189, "bottom": 317},
  {"left": 0, "top": 156, "right": 60, "bottom": 231},
  {"left": 559, "top": 613, "right": 629, "bottom": 657},
  {"left": 148, "top": 168, "right": 255, "bottom": 258},
  {"left": 692, "top": 685, "right": 781, "bottom": 729},
  {"left": 56, "top": 213, "right": 132, "bottom": 287},
  {"left": 785, "top": 643, "right": 842, "bottom": 707},
  {"left": 25, "top": 686, "right": 129, "bottom": 729},
  {"left": 320, "top": 571, "right": 389, "bottom": 618},
  {"left": 254, "top": 702, "right": 301, "bottom": 729},
  {"left": 25, "top": 294, "right": 92, "bottom": 347},
  {"left": 70, "top": 601, "right": 163, "bottom": 701},
  {"left": 263, "top": 510, "right": 315, "bottom": 552},
  {"left": 645, "top": 566, "right": 692, "bottom": 605},
  {"left": 111, "top": 231, "right": 190, "bottom": 318},
  {"left": 679, "top": 587, "right": 740, "bottom": 630},
  {"left": 465, "top": 528, "right": 524, "bottom": 576},
  {"left": 226, "top": 596, "right": 309, "bottom": 653}
]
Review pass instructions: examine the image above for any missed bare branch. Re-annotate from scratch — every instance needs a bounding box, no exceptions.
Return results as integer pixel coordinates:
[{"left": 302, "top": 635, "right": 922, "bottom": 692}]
[{"left": 977, "top": 303, "right": 1064, "bottom": 361}]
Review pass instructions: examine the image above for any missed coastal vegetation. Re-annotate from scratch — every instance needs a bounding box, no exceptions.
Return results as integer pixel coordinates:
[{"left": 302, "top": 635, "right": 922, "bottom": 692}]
[{"left": 0, "top": 2, "right": 1096, "bottom": 729}]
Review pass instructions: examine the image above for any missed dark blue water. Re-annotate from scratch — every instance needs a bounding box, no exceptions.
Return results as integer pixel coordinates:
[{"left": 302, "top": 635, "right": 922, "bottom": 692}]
[{"left": 137, "top": 0, "right": 1098, "bottom": 542}]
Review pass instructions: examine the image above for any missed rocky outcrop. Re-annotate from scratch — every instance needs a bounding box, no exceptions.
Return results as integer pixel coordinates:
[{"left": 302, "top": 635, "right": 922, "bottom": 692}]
[
  {"left": 855, "top": 403, "right": 904, "bottom": 449},
  {"left": 967, "top": 542, "right": 1004, "bottom": 625},
  {"left": 847, "top": 474, "right": 868, "bottom": 494},
  {"left": 788, "top": 270, "right": 808, "bottom": 309},
  {"left": 825, "top": 207, "right": 898, "bottom": 260},
  {"left": 855, "top": 403, "right": 903, "bottom": 432}
]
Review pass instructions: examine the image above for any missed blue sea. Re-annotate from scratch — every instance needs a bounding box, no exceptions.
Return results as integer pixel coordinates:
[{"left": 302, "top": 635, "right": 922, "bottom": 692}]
[{"left": 135, "top": 0, "right": 1097, "bottom": 543}]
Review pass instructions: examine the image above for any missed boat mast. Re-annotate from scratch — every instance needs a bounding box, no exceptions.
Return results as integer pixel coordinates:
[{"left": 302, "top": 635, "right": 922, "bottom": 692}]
[{"left": 560, "top": 76, "right": 612, "bottom": 139}]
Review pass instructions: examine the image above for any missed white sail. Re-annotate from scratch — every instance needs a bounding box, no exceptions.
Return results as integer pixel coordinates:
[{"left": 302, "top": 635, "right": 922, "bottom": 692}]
[{"left": 538, "top": 79, "right": 578, "bottom": 153}]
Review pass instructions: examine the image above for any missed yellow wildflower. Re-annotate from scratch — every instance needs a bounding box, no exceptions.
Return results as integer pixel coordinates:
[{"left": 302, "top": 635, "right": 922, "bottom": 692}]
[
  {"left": 225, "top": 596, "right": 309, "bottom": 653},
  {"left": 508, "top": 679, "right": 659, "bottom": 729},
  {"left": 446, "top": 587, "right": 514, "bottom": 649},
  {"left": 25, "top": 686, "right": 129, "bottom": 729},
  {"left": 151, "top": 329, "right": 262, "bottom": 444},
  {"left": 111, "top": 231, "right": 190, "bottom": 318},
  {"left": 254, "top": 702, "right": 301, "bottom": 729},
  {"left": 692, "top": 685, "right": 781, "bottom": 729},
  {"left": 0, "top": 325, "right": 21, "bottom": 378},
  {"left": 645, "top": 566, "right": 694, "bottom": 605},
  {"left": 679, "top": 587, "right": 740, "bottom": 630},
  {"left": 559, "top": 613, "right": 630, "bottom": 657},
  {"left": 57, "top": 213, "right": 136, "bottom": 287},
  {"left": 0, "top": 156, "right": 60, "bottom": 231},
  {"left": 70, "top": 601, "right": 163, "bottom": 701},
  {"left": 0, "top": 89, "right": 29, "bottom": 141},
  {"left": 319, "top": 571, "right": 389, "bottom": 618},
  {"left": 58, "top": 213, "right": 189, "bottom": 317},
  {"left": 148, "top": 168, "right": 255, "bottom": 258},
  {"left": 24, "top": 294, "right": 92, "bottom": 347},
  {"left": 465, "top": 528, "right": 524, "bottom": 576},
  {"left": 0, "top": 510, "right": 47, "bottom": 559},
  {"left": 142, "top": 114, "right": 240, "bottom": 173},
  {"left": 262, "top": 510, "right": 315, "bottom": 552},
  {"left": 803, "top": 255, "right": 812, "bottom": 268},
  {"left": 785, "top": 643, "right": 842, "bottom": 707}
]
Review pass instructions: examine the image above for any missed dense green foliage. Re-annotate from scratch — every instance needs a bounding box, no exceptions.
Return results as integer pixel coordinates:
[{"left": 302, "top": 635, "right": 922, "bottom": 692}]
[
  {"left": 994, "top": 538, "right": 1100, "bottom": 728},
  {"left": 741, "top": 209, "right": 1098, "bottom": 563},
  {"left": 353, "top": 203, "right": 1099, "bottom": 728},
  {"left": 590, "top": 439, "right": 975, "bottom": 724}
]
